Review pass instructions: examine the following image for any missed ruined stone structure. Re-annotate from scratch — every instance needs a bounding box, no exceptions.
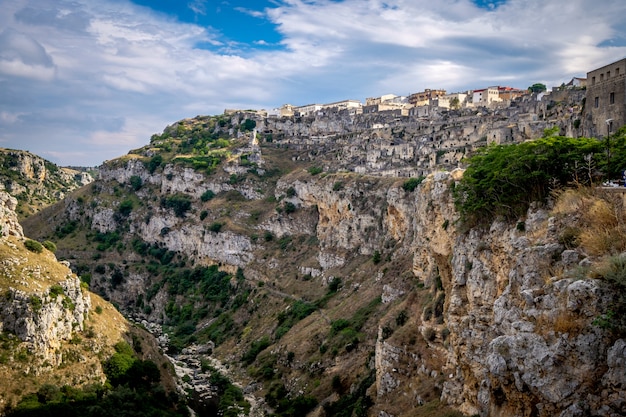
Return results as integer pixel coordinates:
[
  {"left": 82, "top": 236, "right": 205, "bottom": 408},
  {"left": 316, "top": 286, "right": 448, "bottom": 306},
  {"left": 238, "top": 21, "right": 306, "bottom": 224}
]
[{"left": 586, "top": 58, "right": 626, "bottom": 137}]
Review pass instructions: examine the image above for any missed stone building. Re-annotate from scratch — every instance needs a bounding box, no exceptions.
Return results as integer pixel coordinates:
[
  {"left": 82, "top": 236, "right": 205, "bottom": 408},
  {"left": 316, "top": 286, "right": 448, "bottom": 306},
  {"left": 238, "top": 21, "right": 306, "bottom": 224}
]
[
  {"left": 586, "top": 58, "right": 626, "bottom": 137},
  {"left": 408, "top": 89, "right": 446, "bottom": 106}
]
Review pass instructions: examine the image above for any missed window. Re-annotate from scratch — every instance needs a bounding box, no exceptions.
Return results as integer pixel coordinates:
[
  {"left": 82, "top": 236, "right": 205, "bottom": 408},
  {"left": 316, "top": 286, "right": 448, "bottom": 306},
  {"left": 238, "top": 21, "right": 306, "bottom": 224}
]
[
  {"left": 595, "top": 97, "right": 599, "bottom": 108},
  {"left": 610, "top": 92, "right": 615, "bottom": 104},
  {"left": 600, "top": 73, "right": 604, "bottom": 82},
  {"left": 607, "top": 71, "right": 611, "bottom": 78},
  {"left": 592, "top": 76, "right": 596, "bottom": 85},
  {"left": 616, "top": 68, "right": 620, "bottom": 76}
]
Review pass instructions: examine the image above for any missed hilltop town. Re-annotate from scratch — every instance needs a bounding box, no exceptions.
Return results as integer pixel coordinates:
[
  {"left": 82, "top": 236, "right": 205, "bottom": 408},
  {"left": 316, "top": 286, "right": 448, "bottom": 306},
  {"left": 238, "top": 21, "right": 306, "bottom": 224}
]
[{"left": 213, "top": 58, "right": 626, "bottom": 179}]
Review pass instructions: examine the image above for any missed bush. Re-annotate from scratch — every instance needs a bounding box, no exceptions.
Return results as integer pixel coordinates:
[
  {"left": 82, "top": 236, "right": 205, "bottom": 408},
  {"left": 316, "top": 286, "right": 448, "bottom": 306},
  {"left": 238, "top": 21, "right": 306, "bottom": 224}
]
[
  {"left": 118, "top": 199, "right": 133, "bottom": 216},
  {"left": 593, "top": 255, "right": 626, "bottom": 334},
  {"left": 241, "top": 119, "right": 256, "bottom": 132},
  {"left": 283, "top": 201, "right": 296, "bottom": 214},
  {"left": 454, "top": 132, "right": 604, "bottom": 226},
  {"left": 209, "top": 222, "right": 223, "bottom": 233},
  {"left": 201, "top": 189, "right": 215, "bottom": 202},
  {"left": 24, "top": 239, "right": 43, "bottom": 253},
  {"left": 308, "top": 166, "right": 323, "bottom": 175},
  {"left": 285, "top": 187, "right": 296, "bottom": 198},
  {"left": 161, "top": 194, "right": 192, "bottom": 217},
  {"left": 242, "top": 336, "right": 271, "bottom": 365},
  {"left": 129, "top": 175, "right": 142, "bottom": 191},
  {"left": 402, "top": 176, "right": 425, "bottom": 192},
  {"left": 372, "top": 250, "right": 382, "bottom": 264},
  {"left": 42, "top": 240, "right": 57, "bottom": 253},
  {"left": 147, "top": 154, "right": 163, "bottom": 174}
]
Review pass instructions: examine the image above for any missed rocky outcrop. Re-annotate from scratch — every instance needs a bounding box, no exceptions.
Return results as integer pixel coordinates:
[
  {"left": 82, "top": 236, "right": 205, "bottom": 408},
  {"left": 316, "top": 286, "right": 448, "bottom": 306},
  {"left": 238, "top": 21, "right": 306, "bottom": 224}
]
[
  {"left": 368, "top": 172, "right": 625, "bottom": 417},
  {"left": 0, "top": 148, "right": 93, "bottom": 216},
  {"left": 0, "top": 191, "right": 24, "bottom": 238},
  {"left": 0, "top": 276, "right": 91, "bottom": 364}
]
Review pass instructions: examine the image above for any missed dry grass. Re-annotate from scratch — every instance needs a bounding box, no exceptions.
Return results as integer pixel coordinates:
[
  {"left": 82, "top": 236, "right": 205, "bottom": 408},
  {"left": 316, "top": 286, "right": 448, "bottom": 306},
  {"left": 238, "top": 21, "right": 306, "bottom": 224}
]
[
  {"left": 0, "top": 235, "right": 132, "bottom": 411},
  {"left": 0, "top": 236, "right": 71, "bottom": 291},
  {"left": 552, "top": 311, "right": 582, "bottom": 335},
  {"left": 553, "top": 187, "right": 626, "bottom": 257}
]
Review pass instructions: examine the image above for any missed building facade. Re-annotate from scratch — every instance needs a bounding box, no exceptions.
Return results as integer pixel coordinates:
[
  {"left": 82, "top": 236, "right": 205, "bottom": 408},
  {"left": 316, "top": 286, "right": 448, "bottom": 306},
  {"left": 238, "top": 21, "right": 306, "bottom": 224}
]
[
  {"left": 586, "top": 58, "right": 626, "bottom": 137},
  {"left": 408, "top": 89, "right": 446, "bottom": 107}
]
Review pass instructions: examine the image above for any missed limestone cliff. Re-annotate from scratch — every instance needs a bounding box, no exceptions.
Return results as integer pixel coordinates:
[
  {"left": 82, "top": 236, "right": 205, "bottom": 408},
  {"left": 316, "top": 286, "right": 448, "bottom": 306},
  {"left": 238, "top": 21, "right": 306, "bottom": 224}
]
[
  {"left": 0, "top": 148, "right": 93, "bottom": 218},
  {"left": 0, "top": 192, "right": 133, "bottom": 412},
  {"left": 21, "top": 111, "right": 625, "bottom": 417}
]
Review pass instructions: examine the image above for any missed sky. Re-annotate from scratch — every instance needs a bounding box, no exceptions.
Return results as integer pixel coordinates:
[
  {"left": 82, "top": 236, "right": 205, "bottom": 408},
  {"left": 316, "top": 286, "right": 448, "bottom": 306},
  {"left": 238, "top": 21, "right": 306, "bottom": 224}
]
[{"left": 1, "top": 0, "right": 625, "bottom": 166}]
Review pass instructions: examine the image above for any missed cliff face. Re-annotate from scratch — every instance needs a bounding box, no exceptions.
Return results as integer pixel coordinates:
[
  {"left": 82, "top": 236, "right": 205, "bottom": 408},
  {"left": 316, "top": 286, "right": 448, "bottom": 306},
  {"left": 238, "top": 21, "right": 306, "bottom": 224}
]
[
  {"left": 21, "top": 110, "right": 624, "bottom": 417},
  {"left": 0, "top": 148, "right": 93, "bottom": 218},
  {"left": 271, "top": 170, "right": 624, "bottom": 416},
  {"left": 0, "top": 191, "right": 133, "bottom": 412}
]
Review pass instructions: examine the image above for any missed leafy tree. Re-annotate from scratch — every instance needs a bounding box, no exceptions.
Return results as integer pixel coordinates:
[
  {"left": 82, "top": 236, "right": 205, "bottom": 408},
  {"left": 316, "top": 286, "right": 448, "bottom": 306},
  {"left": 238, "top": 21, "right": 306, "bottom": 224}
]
[
  {"left": 147, "top": 154, "right": 163, "bottom": 174},
  {"left": 200, "top": 189, "right": 215, "bottom": 202},
  {"left": 129, "top": 175, "right": 143, "bottom": 191},
  {"left": 528, "top": 83, "right": 547, "bottom": 93},
  {"left": 241, "top": 119, "right": 256, "bottom": 132},
  {"left": 454, "top": 131, "right": 604, "bottom": 226},
  {"left": 117, "top": 199, "right": 133, "bottom": 217},
  {"left": 161, "top": 194, "right": 192, "bottom": 217}
]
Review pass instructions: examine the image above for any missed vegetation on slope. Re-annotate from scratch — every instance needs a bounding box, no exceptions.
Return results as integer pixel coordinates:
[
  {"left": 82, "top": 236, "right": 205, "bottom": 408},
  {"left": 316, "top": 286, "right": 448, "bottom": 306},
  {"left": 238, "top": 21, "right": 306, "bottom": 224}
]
[
  {"left": 6, "top": 340, "right": 187, "bottom": 417},
  {"left": 0, "top": 148, "right": 92, "bottom": 218},
  {"left": 21, "top": 113, "right": 626, "bottom": 416},
  {"left": 454, "top": 127, "right": 626, "bottom": 226},
  {"left": 456, "top": 126, "right": 626, "bottom": 336}
]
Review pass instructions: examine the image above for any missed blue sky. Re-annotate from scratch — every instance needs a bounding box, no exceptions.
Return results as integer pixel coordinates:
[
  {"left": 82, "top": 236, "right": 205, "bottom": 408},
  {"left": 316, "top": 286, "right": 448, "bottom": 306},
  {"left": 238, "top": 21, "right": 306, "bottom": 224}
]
[{"left": 0, "top": 0, "right": 625, "bottom": 166}]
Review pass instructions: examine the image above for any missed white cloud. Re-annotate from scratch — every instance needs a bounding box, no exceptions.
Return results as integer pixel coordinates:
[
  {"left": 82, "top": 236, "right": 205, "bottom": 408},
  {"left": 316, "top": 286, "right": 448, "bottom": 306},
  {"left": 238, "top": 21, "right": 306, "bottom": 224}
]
[
  {"left": 188, "top": 0, "right": 208, "bottom": 16},
  {"left": 234, "top": 7, "right": 265, "bottom": 19}
]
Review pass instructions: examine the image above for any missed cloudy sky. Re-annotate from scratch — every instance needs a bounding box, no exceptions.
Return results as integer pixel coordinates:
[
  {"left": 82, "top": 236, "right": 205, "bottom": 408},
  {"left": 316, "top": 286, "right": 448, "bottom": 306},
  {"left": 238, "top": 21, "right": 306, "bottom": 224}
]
[{"left": 1, "top": 0, "right": 625, "bottom": 166}]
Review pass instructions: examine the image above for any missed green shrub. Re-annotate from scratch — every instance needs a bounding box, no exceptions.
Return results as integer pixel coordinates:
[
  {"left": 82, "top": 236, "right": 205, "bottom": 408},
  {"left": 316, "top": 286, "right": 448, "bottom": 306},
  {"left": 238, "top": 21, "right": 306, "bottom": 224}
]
[
  {"left": 283, "top": 201, "right": 296, "bottom": 214},
  {"left": 201, "top": 189, "right": 215, "bottom": 202},
  {"left": 209, "top": 222, "right": 223, "bottom": 233},
  {"left": 146, "top": 154, "right": 163, "bottom": 174},
  {"left": 454, "top": 132, "right": 605, "bottom": 226},
  {"left": 372, "top": 250, "right": 382, "bottom": 264},
  {"left": 49, "top": 285, "right": 64, "bottom": 298},
  {"left": 593, "top": 255, "right": 626, "bottom": 334},
  {"left": 30, "top": 295, "right": 43, "bottom": 313},
  {"left": 241, "top": 119, "right": 256, "bottom": 132},
  {"left": 285, "top": 187, "right": 296, "bottom": 198},
  {"left": 242, "top": 336, "right": 271, "bottom": 365},
  {"left": 118, "top": 199, "right": 133, "bottom": 216},
  {"left": 327, "top": 277, "right": 342, "bottom": 293},
  {"left": 308, "top": 166, "right": 323, "bottom": 175},
  {"left": 161, "top": 194, "right": 192, "bottom": 217},
  {"left": 42, "top": 240, "right": 57, "bottom": 253},
  {"left": 402, "top": 176, "right": 425, "bottom": 192},
  {"left": 129, "top": 175, "right": 143, "bottom": 191},
  {"left": 24, "top": 239, "right": 43, "bottom": 253}
]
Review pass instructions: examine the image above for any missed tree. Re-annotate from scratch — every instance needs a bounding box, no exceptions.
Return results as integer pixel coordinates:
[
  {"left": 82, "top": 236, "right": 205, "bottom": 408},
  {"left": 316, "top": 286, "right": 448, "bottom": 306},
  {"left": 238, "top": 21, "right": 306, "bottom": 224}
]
[
  {"left": 454, "top": 131, "right": 604, "bottom": 226},
  {"left": 528, "top": 83, "right": 547, "bottom": 93},
  {"left": 242, "top": 119, "right": 256, "bottom": 132}
]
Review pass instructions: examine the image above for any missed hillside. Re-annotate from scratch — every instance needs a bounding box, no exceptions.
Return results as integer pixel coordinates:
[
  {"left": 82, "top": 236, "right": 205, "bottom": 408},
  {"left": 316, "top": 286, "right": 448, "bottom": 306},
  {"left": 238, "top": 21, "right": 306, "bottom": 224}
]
[
  {"left": 0, "top": 191, "right": 184, "bottom": 416},
  {"left": 19, "top": 112, "right": 626, "bottom": 417},
  {"left": 0, "top": 148, "right": 93, "bottom": 219}
]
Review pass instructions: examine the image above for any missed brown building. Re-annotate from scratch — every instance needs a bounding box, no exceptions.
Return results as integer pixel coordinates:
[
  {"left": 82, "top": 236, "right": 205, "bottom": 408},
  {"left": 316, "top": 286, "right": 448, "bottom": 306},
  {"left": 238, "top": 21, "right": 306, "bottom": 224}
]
[
  {"left": 586, "top": 58, "right": 626, "bottom": 137},
  {"left": 408, "top": 89, "right": 446, "bottom": 106}
]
